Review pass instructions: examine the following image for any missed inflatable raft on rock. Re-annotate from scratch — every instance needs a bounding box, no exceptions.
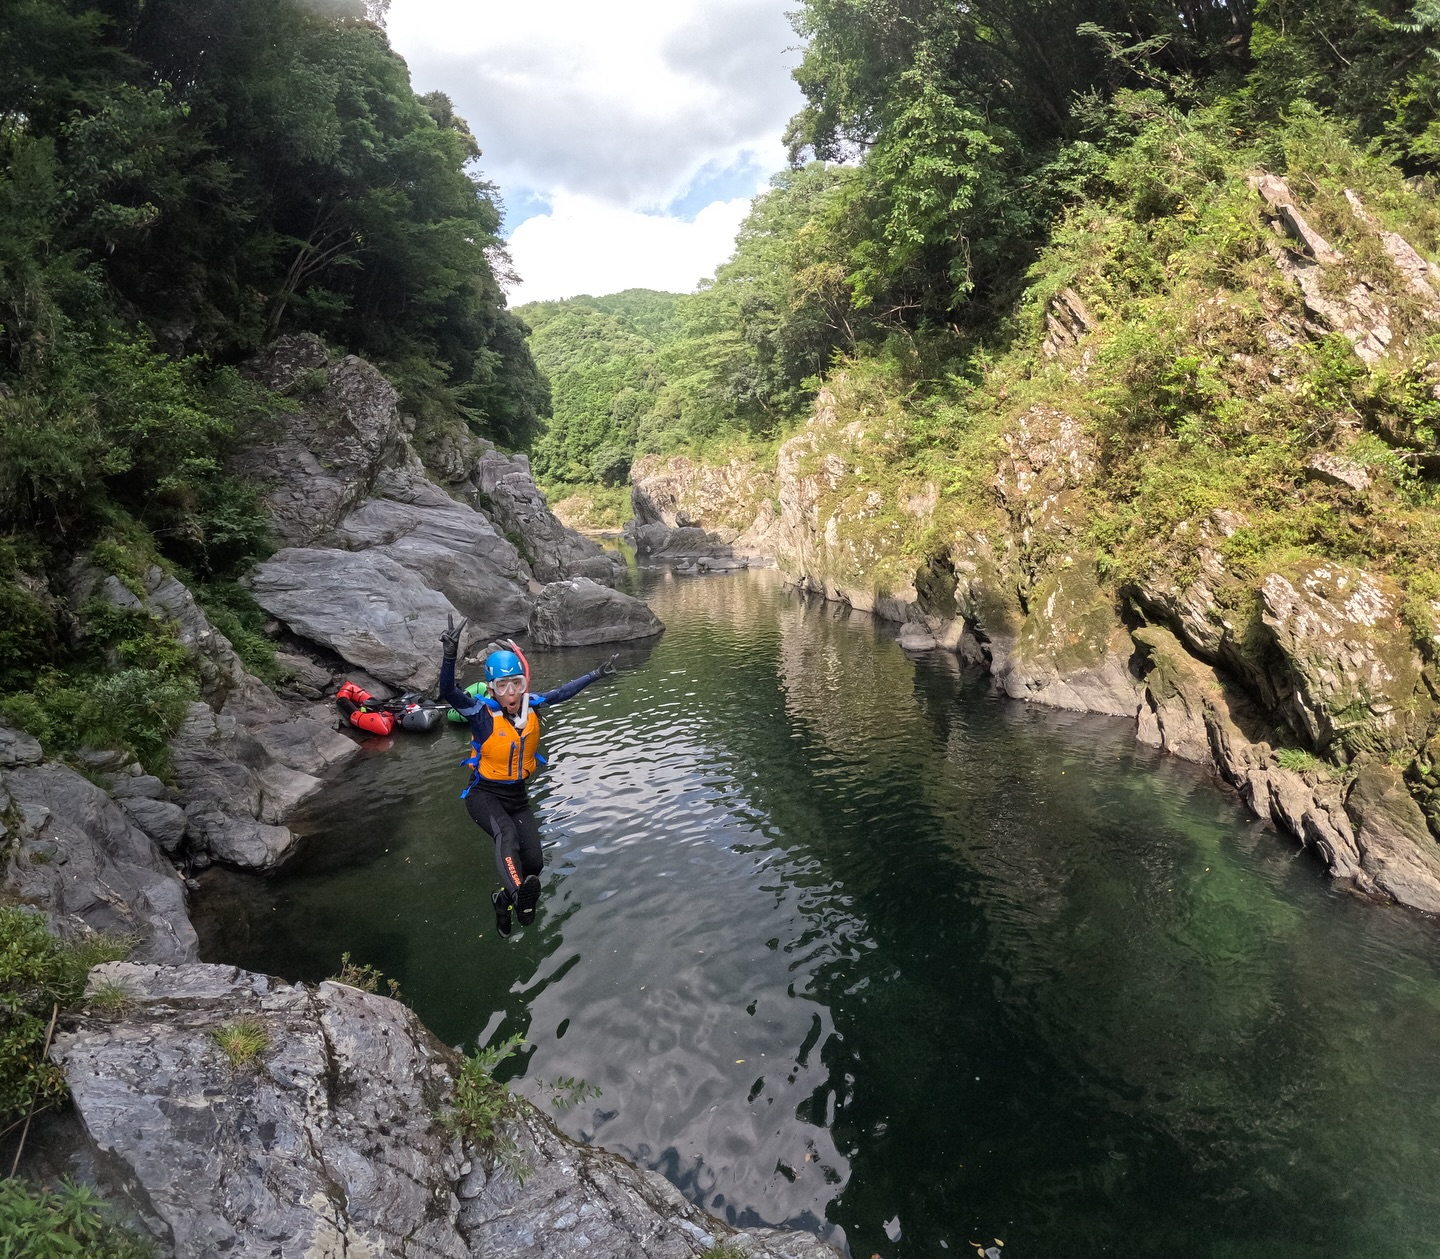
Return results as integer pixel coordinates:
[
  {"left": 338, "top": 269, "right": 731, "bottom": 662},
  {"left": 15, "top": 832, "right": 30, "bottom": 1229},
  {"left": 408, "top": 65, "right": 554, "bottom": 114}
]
[{"left": 335, "top": 681, "right": 447, "bottom": 736}]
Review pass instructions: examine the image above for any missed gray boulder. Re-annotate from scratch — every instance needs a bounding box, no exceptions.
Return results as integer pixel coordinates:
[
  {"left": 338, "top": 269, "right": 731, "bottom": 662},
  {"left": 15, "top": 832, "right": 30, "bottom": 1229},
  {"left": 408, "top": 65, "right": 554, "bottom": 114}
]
[
  {"left": 184, "top": 809, "right": 299, "bottom": 871},
  {"left": 55, "top": 962, "right": 839, "bottom": 1259},
  {"left": 273, "top": 650, "right": 335, "bottom": 700},
  {"left": 168, "top": 701, "right": 344, "bottom": 872},
  {"left": 249, "top": 547, "right": 479, "bottom": 690},
  {"left": 1, "top": 764, "right": 196, "bottom": 962},
  {"left": 627, "top": 522, "right": 732, "bottom": 558},
  {"left": 70, "top": 553, "right": 357, "bottom": 874},
  {"left": 477, "top": 450, "right": 625, "bottom": 584},
  {"left": 107, "top": 774, "right": 169, "bottom": 801},
  {"left": 0, "top": 723, "right": 43, "bottom": 768},
  {"left": 528, "top": 578, "right": 665, "bottom": 648},
  {"left": 118, "top": 798, "right": 188, "bottom": 855},
  {"left": 334, "top": 477, "right": 533, "bottom": 637},
  {"left": 1346, "top": 756, "right": 1440, "bottom": 912}
]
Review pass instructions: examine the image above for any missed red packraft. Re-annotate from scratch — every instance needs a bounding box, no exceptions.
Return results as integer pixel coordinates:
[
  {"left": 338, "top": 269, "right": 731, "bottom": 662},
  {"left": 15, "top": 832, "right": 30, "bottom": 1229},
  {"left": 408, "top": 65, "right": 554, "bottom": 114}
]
[
  {"left": 336, "top": 681, "right": 396, "bottom": 736},
  {"left": 349, "top": 708, "right": 395, "bottom": 735},
  {"left": 336, "top": 680, "right": 373, "bottom": 705}
]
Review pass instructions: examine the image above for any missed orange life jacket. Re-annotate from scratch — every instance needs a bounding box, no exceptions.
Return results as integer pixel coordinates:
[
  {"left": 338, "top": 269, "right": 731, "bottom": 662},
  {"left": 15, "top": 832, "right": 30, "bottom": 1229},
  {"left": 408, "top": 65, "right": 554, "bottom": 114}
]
[{"left": 461, "top": 703, "right": 542, "bottom": 793}]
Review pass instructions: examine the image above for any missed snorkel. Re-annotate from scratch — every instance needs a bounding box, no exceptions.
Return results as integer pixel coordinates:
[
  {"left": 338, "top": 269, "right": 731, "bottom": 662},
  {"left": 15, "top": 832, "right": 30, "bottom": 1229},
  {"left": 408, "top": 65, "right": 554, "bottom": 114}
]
[{"left": 502, "top": 638, "right": 531, "bottom": 728}]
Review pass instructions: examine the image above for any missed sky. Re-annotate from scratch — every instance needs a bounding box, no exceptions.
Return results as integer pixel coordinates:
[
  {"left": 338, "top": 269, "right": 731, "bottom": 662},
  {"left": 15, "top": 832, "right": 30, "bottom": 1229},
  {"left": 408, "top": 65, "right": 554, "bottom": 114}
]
[{"left": 385, "top": 0, "right": 806, "bottom": 304}]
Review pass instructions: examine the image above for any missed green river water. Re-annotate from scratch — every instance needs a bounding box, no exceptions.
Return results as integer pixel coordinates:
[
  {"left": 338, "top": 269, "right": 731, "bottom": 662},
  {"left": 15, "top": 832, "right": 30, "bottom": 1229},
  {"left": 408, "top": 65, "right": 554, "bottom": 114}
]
[{"left": 196, "top": 567, "right": 1440, "bottom": 1258}]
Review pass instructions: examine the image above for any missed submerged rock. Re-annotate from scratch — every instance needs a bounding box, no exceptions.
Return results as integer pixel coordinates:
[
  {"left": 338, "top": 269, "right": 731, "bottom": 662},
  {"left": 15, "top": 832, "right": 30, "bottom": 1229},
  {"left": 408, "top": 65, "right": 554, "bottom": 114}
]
[
  {"left": 528, "top": 577, "right": 666, "bottom": 648},
  {"left": 55, "top": 962, "right": 839, "bottom": 1259}
]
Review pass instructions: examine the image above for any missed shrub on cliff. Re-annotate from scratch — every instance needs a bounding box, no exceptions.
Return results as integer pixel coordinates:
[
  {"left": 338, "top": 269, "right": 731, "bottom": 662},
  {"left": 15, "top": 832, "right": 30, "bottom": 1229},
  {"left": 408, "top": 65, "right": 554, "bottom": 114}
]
[
  {"left": 0, "top": 909, "right": 127, "bottom": 1129},
  {"left": 0, "top": 1178, "right": 152, "bottom": 1258},
  {"left": 0, "top": 587, "right": 201, "bottom": 776}
]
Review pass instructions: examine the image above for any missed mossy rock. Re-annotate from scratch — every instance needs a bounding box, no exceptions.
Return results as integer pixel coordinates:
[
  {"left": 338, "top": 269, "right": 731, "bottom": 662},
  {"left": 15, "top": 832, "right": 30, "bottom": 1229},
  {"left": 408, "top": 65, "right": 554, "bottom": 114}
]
[{"left": 1259, "top": 561, "right": 1432, "bottom": 759}]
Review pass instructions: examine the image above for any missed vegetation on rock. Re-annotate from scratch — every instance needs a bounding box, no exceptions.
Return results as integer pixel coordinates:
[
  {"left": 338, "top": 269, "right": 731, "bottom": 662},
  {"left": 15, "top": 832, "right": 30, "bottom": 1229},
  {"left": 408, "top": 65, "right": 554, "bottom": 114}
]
[
  {"left": 443, "top": 1033, "right": 525, "bottom": 1147},
  {"left": 210, "top": 1018, "right": 270, "bottom": 1071},
  {"left": 0, "top": 1178, "right": 152, "bottom": 1259},
  {"left": 0, "top": 909, "right": 128, "bottom": 1127},
  {"left": 0, "top": 0, "right": 542, "bottom": 763}
]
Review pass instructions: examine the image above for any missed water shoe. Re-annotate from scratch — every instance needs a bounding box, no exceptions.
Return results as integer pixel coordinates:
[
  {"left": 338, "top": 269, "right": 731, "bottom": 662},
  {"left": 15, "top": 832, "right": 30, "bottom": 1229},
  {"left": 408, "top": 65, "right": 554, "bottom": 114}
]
[
  {"left": 516, "top": 874, "right": 541, "bottom": 925},
  {"left": 491, "top": 890, "right": 513, "bottom": 938}
]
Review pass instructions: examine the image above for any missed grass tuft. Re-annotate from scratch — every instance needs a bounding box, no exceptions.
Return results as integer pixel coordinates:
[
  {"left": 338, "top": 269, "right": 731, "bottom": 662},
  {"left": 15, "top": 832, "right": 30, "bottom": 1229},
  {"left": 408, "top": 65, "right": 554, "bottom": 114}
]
[
  {"left": 87, "top": 980, "right": 135, "bottom": 1017},
  {"left": 1275, "top": 747, "right": 1324, "bottom": 774},
  {"left": 210, "top": 1018, "right": 269, "bottom": 1070}
]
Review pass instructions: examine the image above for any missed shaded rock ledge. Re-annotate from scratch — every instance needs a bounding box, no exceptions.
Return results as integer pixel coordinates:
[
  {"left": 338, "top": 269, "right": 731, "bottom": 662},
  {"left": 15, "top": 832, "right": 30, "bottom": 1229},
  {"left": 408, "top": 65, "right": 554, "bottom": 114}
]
[{"left": 54, "top": 961, "right": 839, "bottom": 1259}]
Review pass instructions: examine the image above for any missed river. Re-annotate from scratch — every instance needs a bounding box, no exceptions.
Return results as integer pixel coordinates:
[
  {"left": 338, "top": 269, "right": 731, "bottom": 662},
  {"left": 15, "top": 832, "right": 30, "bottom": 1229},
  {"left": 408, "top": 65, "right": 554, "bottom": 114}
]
[{"left": 195, "top": 567, "right": 1440, "bottom": 1259}]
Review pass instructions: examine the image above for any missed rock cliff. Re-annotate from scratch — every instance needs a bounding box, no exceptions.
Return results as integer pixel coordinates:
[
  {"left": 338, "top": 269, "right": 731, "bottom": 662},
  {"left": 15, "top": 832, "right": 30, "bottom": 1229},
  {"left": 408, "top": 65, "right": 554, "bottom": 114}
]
[
  {"left": 629, "top": 175, "right": 1440, "bottom": 919},
  {"left": 627, "top": 454, "right": 782, "bottom": 562},
  {"left": 241, "top": 336, "right": 643, "bottom": 695},
  {"left": 53, "top": 962, "right": 839, "bottom": 1259}
]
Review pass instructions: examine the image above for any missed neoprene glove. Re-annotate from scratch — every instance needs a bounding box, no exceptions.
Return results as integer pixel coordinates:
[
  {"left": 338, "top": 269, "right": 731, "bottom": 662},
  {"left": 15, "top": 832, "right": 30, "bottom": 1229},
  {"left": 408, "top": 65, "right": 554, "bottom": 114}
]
[
  {"left": 599, "top": 653, "right": 619, "bottom": 677},
  {"left": 440, "top": 614, "right": 468, "bottom": 660}
]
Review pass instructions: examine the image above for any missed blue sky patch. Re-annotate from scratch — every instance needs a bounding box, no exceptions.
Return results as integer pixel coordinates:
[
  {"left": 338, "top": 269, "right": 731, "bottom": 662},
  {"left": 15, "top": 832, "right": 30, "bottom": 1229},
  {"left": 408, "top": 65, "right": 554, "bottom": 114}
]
[
  {"left": 664, "top": 153, "right": 768, "bottom": 222},
  {"left": 500, "top": 187, "right": 555, "bottom": 237}
]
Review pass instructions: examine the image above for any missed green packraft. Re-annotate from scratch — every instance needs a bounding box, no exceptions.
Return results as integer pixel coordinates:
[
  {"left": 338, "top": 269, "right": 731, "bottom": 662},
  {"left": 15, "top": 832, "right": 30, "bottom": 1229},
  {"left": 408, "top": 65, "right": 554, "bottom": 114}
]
[{"left": 446, "top": 680, "right": 487, "bottom": 723}]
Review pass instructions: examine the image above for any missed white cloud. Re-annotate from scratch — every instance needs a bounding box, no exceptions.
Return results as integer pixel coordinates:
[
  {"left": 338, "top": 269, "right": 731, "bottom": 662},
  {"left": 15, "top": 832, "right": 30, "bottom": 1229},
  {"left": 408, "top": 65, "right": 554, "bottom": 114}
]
[
  {"left": 504, "top": 193, "right": 753, "bottom": 303},
  {"left": 385, "top": 0, "right": 802, "bottom": 295}
]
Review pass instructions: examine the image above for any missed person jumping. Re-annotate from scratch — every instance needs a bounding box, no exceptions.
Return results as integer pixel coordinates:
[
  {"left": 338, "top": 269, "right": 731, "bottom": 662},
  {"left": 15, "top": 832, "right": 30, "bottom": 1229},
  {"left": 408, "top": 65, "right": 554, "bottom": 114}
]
[{"left": 439, "top": 616, "right": 616, "bottom": 938}]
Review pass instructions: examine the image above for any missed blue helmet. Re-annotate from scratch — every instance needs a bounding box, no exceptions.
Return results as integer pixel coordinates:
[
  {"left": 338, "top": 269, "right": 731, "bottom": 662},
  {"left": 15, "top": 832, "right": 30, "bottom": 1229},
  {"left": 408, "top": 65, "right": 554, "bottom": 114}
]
[{"left": 484, "top": 650, "right": 525, "bottom": 683}]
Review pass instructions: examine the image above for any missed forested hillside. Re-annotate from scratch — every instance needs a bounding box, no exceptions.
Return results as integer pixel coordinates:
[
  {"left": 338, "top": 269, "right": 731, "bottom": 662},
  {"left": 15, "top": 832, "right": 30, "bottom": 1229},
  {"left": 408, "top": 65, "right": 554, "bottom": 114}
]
[
  {"left": 9, "top": 0, "right": 1440, "bottom": 752},
  {"left": 529, "top": 0, "right": 1440, "bottom": 505},
  {"left": 0, "top": 0, "right": 543, "bottom": 761}
]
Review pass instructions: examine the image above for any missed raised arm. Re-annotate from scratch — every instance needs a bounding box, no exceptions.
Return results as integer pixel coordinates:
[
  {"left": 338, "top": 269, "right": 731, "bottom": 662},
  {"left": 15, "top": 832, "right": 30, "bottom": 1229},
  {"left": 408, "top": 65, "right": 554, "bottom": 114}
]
[
  {"left": 535, "top": 654, "right": 619, "bottom": 707},
  {"left": 438, "top": 653, "right": 473, "bottom": 711},
  {"left": 438, "top": 614, "right": 472, "bottom": 710}
]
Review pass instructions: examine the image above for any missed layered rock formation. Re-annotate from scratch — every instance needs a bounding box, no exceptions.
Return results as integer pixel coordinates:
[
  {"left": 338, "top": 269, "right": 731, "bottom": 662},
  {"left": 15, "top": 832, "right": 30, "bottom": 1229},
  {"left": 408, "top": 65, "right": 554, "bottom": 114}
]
[
  {"left": 1, "top": 747, "right": 196, "bottom": 963},
  {"left": 628, "top": 454, "right": 782, "bottom": 562},
  {"left": 478, "top": 449, "right": 627, "bottom": 584},
  {"left": 62, "top": 558, "right": 358, "bottom": 876},
  {"left": 627, "top": 182, "right": 1440, "bottom": 918},
  {"left": 54, "top": 961, "right": 839, "bottom": 1259},
  {"left": 241, "top": 335, "right": 649, "bottom": 691}
]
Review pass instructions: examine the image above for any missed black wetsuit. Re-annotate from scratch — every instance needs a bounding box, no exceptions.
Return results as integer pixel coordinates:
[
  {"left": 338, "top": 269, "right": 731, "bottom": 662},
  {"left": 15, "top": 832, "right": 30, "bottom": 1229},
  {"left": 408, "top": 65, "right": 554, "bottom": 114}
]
[{"left": 439, "top": 655, "right": 601, "bottom": 905}]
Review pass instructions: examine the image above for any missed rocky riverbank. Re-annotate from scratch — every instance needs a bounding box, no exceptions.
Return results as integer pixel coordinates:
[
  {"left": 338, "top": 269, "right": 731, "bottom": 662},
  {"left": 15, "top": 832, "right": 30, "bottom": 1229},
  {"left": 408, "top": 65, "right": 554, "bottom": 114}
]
[
  {"left": 0, "top": 341, "right": 836, "bottom": 1257},
  {"left": 51, "top": 961, "right": 837, "bottom": 1259},
  {"left": 626, "top": 174, "right": 1440, "bottom": 920}
]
